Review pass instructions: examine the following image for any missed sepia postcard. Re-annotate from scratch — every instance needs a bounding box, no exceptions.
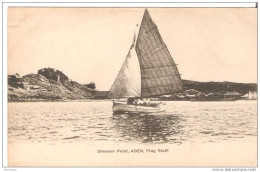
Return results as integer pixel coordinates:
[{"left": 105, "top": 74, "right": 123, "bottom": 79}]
[{"left": 5, "top": 4, "right": 257, "bottom": 167}]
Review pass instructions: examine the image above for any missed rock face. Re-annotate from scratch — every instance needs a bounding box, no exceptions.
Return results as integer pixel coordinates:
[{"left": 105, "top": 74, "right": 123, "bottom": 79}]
[
  {"left": 38, "top": 68, "right": 69, "bottom": 83},
  {"left": 8, "top": 73, "right": 24, "bottom": 88},
  {"left": 8, "top": 68, "right": 95, "bottom": 101},
  {"left": 84, "top": 82, "right": 96, "bottom": 89}
]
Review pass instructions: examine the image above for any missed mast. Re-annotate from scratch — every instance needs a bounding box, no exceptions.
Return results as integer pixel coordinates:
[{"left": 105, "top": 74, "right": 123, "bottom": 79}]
[
  {"left": 135, "top": 9, "right": 183, "bottom": 97},
  {"left": 107, "top": 9, "right": 183, "bottom": 99}
]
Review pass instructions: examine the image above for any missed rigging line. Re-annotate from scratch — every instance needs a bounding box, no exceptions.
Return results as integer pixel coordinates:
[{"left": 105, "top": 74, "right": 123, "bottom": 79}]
[
  {"left": 141, "top": 83, "right": 183, "bottom": 89},
  {"left": 165, "top": 47, "right": 176, "bottom": 65},
  {"left": 143, "top": 85, "right": 183, "bottom": 96},
  {"left": 137, "top": 50, "right": 155, "bottom": 96},
  {"left": 150, "top": 29, "right": 178, "bottom": 82},
  {"left": 160, "top": 61, "right": 176, "bottom": 88},
  {"left": 136, "top": 48, "right": 152, "bottom": 97},
  {"left": 166, "top": 49, "right": 183, "bottom": 88},
  {"left": 149, "top": 28, "right": 173, "bottom": 87},
  {"left": 148, "top": 28, "right": 165, "bottom": 56},
  {"left": 141, "top": 31, "right": 164, "bottom": 95},
  {"left": 142, "top": 74, "right": 182, "bottom": 79},
  {"left": 151, "top": 29, "right": 173, "bottom": 90},
  {"left": 130, "top": 81, "right": 141, "bottom": 98},
  {"left": 142, "top": 69, "right": 181, "bottom": 79},
  {"left": 133, "top": 85, "right": 141, "bottom": 97},
  {"left": 144, "top": 50, "right": 174, "bottom": 90},
  {"left": 137, "top": 53, "right": 151, "bottom": 96},
  {"left": 159, "top": 48, "right": 182, "bottom": 87},
  {"left": 141, "top": 89, "right": 183, "bottom": 98},
  {"left": 145, "top": 26, "right": 158, "bottom": 34},
  {"left": 164, "top": 48, "right": 182, "bottom": 80},
  {"left": 140, "top": 45, "right": 167, "bottom": 57},
  {"left": 167, "top": 59, "right": 182, "bottom": 87},
  {"left": 137, "top": 30, "right": 158, "bottom": 95},
  {"left": 146, "top": 31, "right": 170, "bottom": 73},
  {"left": 142, "top": 79, "right": 183, "bottom": 91},
  {"left": 142, "top": 30, "right": 168, "bottom": 88},
  {"left": 168, "top": 67, "right": 181, "bottom": 88},
  {"left": 136, "top": 15, "right": 152, "bottom": 98},
  {"left": 147, "top": 29, "right": 176, "bottom": 90},
  {"left": 164, "top": 51, "right": 183, "bottom": 91},
  {"left": 163, "top": 44, "right": 181, "bottom": 83},
  {"left": 146, "top": 35, "right": 166, "bottom": 83}
]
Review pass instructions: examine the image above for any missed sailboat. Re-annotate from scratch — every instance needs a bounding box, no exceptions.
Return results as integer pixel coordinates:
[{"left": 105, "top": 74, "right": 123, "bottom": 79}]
[{"left": 108, "top": 9, "right": 183, "bottom": 114}]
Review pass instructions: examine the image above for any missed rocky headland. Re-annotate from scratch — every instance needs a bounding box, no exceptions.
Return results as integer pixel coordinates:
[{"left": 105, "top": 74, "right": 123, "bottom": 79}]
[
  {"left": 8, "top": 68, "right": 95, "bottom": 102},
  {"left": 8, "top": 68, "right": 257, "bottom": 102}
]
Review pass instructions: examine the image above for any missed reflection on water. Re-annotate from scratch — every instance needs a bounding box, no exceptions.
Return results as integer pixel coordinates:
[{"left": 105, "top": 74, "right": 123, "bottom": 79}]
[
  {"left": 111, "top": 113, "right": 185, "bottom": 144},
  {"left": 8, "top": 101, "right": 257, "bottom": 144}
]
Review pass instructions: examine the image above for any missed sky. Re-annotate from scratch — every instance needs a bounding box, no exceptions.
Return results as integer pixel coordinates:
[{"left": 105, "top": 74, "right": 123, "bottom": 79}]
[{"left": 8, "top": 8, "right": 257, "bottom": 90}]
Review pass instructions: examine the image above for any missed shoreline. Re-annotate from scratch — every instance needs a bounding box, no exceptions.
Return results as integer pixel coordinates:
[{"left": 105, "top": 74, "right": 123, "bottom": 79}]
[
  {"left": 7, "top": 98, "right": 110, "bottom": 103},
  {"left": 7, "top": 99, "right": 256, "bottom": 103}
]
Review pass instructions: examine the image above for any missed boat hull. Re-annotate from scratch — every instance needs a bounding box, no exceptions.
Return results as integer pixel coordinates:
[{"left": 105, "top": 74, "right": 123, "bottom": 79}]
[{"left": 112, "top": 101, "right": 165, "bottom": 114}]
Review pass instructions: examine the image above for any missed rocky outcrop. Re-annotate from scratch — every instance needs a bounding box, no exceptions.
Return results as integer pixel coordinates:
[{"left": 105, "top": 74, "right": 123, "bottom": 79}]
[
  {"left": 38, "top": 68, "right": 69, "bottom": 83},
  {"left": 84, "top": 82, "right": 96, "bottom": 89},
  {"left": 8, "top": 68, "right": 95, "bottom": 101}
]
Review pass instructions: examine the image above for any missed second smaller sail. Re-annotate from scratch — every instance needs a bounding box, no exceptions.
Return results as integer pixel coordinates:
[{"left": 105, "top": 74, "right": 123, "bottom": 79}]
[{"left": 107, "top": 30, "right": 141, "bottom": 99}]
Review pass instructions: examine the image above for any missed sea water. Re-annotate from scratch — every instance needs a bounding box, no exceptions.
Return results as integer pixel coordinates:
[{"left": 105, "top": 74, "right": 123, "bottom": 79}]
[{"left": 8, "top": 100, "right": 257, "bottom": 144}]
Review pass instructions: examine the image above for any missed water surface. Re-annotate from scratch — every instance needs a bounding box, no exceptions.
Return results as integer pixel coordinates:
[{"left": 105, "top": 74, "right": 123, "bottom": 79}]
[{"left": 8, "top": 100, "right": 257, "bottom": 144}]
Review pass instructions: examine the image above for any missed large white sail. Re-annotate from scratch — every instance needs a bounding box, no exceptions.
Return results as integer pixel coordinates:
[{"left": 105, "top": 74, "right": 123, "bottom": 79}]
[{"left": 107, "top": 29, "right": 141, "bottom": 99}]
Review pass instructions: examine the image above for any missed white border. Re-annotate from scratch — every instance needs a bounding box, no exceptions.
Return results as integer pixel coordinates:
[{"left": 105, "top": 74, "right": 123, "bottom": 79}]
[
  {"left": 3, "top": 2, "right": 257, "bottom": 8},
  {"left": 3, "top": 2, "right": 7, "bottom": 168},
  {"left": 1, "top": 2, "right": 258, "bottom": 171}
]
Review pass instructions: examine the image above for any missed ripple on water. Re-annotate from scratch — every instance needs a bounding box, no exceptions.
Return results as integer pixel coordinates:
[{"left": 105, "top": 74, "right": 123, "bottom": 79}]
[
  {"left": 8, "top": 101, "right": 257, "bottom": 144},
  {"left": 63, "top": 136, "right": 80, "bottom": 140}
]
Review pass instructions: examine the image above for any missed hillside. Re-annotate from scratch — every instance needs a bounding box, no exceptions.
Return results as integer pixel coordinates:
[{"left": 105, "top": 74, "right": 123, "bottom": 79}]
[
  {"left": 182, "top": 80, "right": 257, "bottom": 95},
  {"left": 8, "top": 68, "right": 95, "bottom": 101}
]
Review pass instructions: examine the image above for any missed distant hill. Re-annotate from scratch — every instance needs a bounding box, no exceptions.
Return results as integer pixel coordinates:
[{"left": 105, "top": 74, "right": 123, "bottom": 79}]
[
  {"left": 92, "top": 80, "right": 257, "bottom": 99},
  {"left": 182, "top": 80, "right": 257, "bottom": 95}
]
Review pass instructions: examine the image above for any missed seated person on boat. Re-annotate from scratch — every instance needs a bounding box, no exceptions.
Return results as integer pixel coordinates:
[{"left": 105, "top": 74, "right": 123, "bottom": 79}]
[{"left": 127, "top": 98, "right": 159, "bottom": 107}]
